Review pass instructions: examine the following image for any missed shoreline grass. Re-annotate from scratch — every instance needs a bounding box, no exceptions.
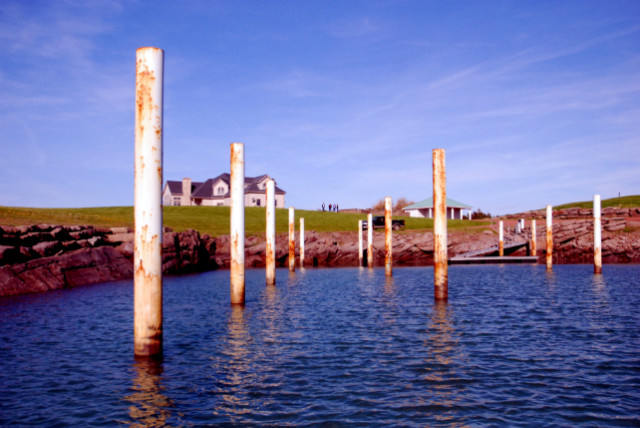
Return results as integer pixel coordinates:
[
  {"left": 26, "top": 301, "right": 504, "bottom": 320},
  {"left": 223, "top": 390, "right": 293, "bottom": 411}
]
[
  {"left": 0, "top": 206, "right": 490, "bottom": 237},
  {"left": 554, "top": 195, "right": 640, "bottom": 210}
]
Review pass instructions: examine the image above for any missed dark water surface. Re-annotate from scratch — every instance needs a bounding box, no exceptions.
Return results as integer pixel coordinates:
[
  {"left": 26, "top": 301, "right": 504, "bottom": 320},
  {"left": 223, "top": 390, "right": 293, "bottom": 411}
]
[{"left": 1, "top": 265, "right": 639, "bottom": 426}]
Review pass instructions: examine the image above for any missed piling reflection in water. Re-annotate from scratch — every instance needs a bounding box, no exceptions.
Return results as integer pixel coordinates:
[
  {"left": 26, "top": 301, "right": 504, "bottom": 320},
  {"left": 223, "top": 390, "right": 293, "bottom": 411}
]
[
  {"left": 591, "top": 273, "right": 610, "bottom": 309},
  {"left": 423, "top": 301, "right": 462, "bottom": 421},
  {"left": 218, "top": 305, "right": 253, "bottom": 417},
  {"left": 126, "top": 357, "right": 173, "bottom": 427}
]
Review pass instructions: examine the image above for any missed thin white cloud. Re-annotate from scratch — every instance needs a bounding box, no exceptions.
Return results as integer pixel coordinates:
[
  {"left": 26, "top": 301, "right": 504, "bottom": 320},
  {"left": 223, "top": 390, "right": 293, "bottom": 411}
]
[{"left": 327, "top": 16, "right": 384, "bottom": 38}]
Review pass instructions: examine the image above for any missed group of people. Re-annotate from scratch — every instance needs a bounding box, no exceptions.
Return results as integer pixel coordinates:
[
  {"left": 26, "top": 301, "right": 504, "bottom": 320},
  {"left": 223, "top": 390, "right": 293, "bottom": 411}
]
[{"left": 321, "top": 202, "right": 339, "bottom": 212}]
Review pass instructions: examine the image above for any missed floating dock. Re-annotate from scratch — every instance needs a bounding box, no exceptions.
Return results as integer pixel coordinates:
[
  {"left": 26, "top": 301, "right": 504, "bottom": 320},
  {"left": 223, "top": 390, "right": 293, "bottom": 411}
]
[
  {"left": 449, "top": 255, "right": 539, "bottom": 264},
  {"left": 449, "top": 240, "right": 538, "bottom": 264}
]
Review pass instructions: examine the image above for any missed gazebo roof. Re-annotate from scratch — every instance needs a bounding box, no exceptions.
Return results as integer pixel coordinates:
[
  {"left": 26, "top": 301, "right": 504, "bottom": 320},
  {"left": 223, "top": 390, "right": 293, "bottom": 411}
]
[{"left": 403, "top": 198, "right": 472, "bottom": 210}]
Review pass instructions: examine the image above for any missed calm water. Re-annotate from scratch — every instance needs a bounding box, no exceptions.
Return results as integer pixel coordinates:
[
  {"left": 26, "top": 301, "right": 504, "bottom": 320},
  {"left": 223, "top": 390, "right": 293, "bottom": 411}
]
[{"left": 1, "top": 265, "right": 639, "bottom": 426}]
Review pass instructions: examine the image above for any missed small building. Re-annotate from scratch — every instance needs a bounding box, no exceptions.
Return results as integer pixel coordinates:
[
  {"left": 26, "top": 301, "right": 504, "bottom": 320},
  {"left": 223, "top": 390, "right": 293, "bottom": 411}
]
[
  {"left": 163, "top": 174, "right": 286, "bottom": 208},
  {"left": 403, "top": 198, "right": 472, "bottom": 220}
]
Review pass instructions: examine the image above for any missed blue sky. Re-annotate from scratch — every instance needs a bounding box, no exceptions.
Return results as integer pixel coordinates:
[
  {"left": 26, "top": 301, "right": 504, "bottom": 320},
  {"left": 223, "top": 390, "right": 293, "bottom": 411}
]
[{"left": 1, "top": 0, "right": 638, "bottom": 215}]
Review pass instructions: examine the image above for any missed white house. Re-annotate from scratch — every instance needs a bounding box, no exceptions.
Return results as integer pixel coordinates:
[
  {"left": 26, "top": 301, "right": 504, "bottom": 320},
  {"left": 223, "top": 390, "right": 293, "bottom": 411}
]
[
  {"left": 403, "top": 198, "right": 472, "bottom": 220},
  {"left": 163, "top": 174, "right": 286, "bottom": 208}
]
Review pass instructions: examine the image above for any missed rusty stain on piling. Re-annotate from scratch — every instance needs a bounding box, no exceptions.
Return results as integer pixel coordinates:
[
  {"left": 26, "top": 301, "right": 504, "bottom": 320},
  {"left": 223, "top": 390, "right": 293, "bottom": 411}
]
[
  {"left": 385, "top": 196, "right": 393, "bottom": 276},
  {"left": 531, "top": 219, "right": 537, "bottom": 257},
  {"left": 433, "top": 149, "right": 448, "bottom": 301},
  {"left": 134, "top": 47, "right": 164, "bottom": 357},
  {"left": 289, "top": 207, "right": 295, "bottom": 272},
  {"left": 594, "top": 247, "right": 602, "bottom": 274}
]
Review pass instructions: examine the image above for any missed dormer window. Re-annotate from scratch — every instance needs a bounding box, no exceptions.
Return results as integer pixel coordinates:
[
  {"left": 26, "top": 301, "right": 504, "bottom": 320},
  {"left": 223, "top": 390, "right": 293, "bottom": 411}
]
[{"left": 217, "top": 186, "right": 224, "bottom": 195}]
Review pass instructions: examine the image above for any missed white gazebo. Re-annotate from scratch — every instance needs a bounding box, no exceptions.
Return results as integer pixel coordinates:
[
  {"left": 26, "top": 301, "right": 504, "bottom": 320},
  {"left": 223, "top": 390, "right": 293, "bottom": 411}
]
[{"left": 403, "top": 198, "right": 472, "bottom": 220}]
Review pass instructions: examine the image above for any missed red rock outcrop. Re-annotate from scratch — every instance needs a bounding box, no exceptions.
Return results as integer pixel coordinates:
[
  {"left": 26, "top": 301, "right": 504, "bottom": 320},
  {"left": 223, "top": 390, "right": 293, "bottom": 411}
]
[
  {"left": 0, "top": 225, "right": 217, "bottom": 297},
  {"left": 0, "top": 246, "right": 132, "bottom": 296},
  {"left": 2, "top": 218, "right": 639, "bottom": 297}
]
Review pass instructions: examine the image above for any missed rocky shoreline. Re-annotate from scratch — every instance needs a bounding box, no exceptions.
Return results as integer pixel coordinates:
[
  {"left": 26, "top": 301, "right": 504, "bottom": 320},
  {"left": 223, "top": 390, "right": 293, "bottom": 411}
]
[{"left": 1, "top": 209, "right": 639, "bottom": 297}]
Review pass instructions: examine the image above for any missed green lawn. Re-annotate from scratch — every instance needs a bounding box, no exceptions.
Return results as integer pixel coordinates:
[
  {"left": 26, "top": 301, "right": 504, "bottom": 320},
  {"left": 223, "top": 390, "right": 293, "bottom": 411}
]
[
  {"left": 0, "top": 205, "right": 489, "bottom": 237},
  {"left": 554, "top": 195, "right": 640, "bottom": 210}
]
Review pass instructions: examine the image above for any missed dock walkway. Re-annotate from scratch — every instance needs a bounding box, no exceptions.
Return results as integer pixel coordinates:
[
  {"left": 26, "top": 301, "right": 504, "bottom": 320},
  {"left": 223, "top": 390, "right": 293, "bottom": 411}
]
[{"left": 449, "top": 240, "right": 538, "bottom": 264}]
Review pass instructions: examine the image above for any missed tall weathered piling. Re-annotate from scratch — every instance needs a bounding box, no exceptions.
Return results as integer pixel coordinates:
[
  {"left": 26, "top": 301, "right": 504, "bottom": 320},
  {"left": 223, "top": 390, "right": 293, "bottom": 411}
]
[
  {"left": 367, "top": 213, "right": 373, "bottom": 268},
  {"left": 498, "top": 220, "right": 504, "bottom": 257},
  {"left": 288, "top": 207, "right": 295, "bottom": 272},
  {"left": 594, "top": 194, "right": 602, "bottom": 274},
  {"left": 358, "top": 220, "right": 363, "bottom": 266},
  {"left": 265, "top": 179, "right": 276, "bottom": 286},
  {"left": 230, "top": 142, "right": 245, "bottom": 304},
  {"left": 134, "top": 47, "right": 164, "bottom": 357},
  {"left": 531, "top": 219, "right": 537, "bottom": 257},
  {"left": 300, "top": 217, "right": 305, "bottom": 268},
  {"left": 385, "top": 196, "right": 393, "bottom": 277},
  {"left": 546, "top": 205, "right": 553, "bottom": 270},
  {"left": 433, "top": 149, "right": 448, "bottom": 300}
]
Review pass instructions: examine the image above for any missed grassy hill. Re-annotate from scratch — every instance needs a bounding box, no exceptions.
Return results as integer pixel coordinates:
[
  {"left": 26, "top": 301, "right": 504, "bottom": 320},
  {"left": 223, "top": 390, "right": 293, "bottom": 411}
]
[
  {"left": 0, "top": 205, "right": 487, "bottom": 237},
  {"left": 554, "top": 195, "right": 640, "bottom": 210}
]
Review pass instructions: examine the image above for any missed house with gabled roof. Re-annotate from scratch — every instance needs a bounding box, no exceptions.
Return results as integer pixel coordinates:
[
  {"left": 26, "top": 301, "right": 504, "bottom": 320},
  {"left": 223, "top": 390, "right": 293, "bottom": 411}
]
[
  {"left": 163, "top": 174, "right": 286, "bottom": 208},
  {"left": 403, "top": 198, "right": 472, "bottom": 220}
]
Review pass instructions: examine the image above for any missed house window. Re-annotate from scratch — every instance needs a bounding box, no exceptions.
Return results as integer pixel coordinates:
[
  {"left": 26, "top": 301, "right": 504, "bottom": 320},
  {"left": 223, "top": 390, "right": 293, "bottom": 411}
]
[
  {"left": 173, "top": 197, "right": 181, "bottom": 206},
  {"left": 256, "top": 199, "right": 261, "bottom": 206},
  {"left": 217, "top": 186, "right": 224, "bottom": 195}
]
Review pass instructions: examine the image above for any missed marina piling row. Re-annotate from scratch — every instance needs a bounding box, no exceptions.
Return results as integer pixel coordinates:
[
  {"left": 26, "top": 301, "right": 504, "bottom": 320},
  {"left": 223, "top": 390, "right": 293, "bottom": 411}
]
[
  {"left": 134, "top": 47, "right": 165, "bottom": 357},
  {"left": 433, "top": 149, "right": 448, "bottom": 301},
  {"left": 132, "top": 46, "right": 609, "bottom": 361}
]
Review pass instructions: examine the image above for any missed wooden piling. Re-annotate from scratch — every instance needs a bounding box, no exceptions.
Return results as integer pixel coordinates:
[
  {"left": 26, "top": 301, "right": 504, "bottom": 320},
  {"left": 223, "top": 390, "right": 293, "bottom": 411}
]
[
  {"left": 594, "top": 194, "right": 602, "bottom": 274},
  {"left": 385, "top": 196, "right": 393, "bottom": 277},
  {"left": 531, "top": 219, "right": 537, "bottom": 257},
  {"left": 367, "top": 213, "right": 373, "bottom": 268},
  {"left": 300, "top": 217, "right": 305, "bottom": 268},
  {"left": 265, "top": 179, "right": 276, "bottom": 286},
  {"left": 289, "top": 207, "right": 295, "bottom": 272},
  {"left": 134, "top": 47, "right": 164, "bottom": 356},
  {"left": 358, "top": 220, "right": 363, "bottom": 267},
  {"left": 230, "top": 142, "right": 245, "bottom": 304},
  {"left": 433, "top": 149, "right": 448, "bottom": 300},
  {"left": 546, "top": 205, "right": 553, "bottom": 270},
  {"left": 499, "top": 220, "right": 504, "bottom": 257}
]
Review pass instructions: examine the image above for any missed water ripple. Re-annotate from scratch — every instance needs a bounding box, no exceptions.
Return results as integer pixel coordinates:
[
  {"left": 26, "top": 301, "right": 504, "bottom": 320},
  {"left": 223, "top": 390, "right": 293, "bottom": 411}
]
[{"left": 1, "top": 265, "right": 639, "bottom": 426}]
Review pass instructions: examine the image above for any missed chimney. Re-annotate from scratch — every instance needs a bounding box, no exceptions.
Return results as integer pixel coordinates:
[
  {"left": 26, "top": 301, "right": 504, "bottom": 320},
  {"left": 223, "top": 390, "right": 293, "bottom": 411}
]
[{"left": 182, "top": 177, "right": 192, "bottom": 206}]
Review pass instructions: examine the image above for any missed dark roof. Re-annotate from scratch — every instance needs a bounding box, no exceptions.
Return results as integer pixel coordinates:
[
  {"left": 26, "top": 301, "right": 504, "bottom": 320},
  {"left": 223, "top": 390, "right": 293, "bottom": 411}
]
[
  {"left": 164, "top": 180, "right": 204, "bottom": 196},
  {"left": 168, "top": 174, "right": 285, "bottom": 199}
]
